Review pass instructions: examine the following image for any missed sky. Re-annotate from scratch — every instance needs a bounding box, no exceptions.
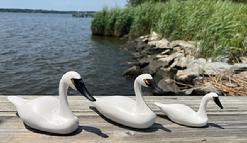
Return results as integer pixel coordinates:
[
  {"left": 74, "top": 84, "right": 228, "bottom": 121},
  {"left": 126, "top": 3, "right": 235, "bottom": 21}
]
[{"left": 0, "top": 0, "right": 127, "bottom": 11}]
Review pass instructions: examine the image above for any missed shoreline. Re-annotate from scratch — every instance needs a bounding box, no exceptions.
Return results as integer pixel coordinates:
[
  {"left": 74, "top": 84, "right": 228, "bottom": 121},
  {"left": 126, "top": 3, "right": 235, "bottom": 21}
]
[
  {"left": 0, "top": 8, "right": 96, "bottom": 16},
  {"left": 122, "top": 32, "right": 247, "bottom": 96}
]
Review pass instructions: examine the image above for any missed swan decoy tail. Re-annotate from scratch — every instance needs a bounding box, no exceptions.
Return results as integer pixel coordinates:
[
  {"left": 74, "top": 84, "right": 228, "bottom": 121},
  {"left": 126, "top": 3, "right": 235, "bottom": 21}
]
[{"left": 7, "top": 96, "right": 26, "bottom": 109}]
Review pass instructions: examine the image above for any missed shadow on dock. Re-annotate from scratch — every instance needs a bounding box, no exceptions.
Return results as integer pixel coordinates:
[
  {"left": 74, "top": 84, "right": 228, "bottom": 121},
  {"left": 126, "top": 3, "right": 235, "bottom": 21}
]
[
  {"left": 90, "top": 106, "right": 171, "bottom": 133},
  {"left": 23, "top": 123, "right": 109, "bottom": 137},
  {"left": 15, "top": 111, "right": 109, "bottom": 138}
]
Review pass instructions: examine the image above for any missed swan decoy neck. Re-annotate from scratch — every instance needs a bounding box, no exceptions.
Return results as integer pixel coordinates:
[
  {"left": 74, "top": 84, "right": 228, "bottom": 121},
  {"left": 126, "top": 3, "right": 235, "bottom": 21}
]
[{"left": 72, "top": 78, "right": 96, "bottom": 102}]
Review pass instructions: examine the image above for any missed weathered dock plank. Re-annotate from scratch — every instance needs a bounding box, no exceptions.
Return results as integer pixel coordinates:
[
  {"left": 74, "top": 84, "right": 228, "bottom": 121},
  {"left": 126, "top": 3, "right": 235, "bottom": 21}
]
[{"left": 0, "top": 96, "right": 246, "bottom": 143}]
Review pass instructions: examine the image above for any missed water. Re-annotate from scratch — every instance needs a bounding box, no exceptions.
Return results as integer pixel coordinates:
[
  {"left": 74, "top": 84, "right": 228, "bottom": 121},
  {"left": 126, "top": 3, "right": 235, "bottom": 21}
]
[{"left": 0, "top": 12, "right": 133, "bottom": 95}]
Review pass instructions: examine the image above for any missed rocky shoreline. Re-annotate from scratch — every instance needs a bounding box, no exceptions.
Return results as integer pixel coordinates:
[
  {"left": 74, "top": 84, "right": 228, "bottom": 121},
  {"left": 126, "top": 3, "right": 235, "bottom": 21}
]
[{"left": 122, "top": 33, "right": 247, "bottom": 96}]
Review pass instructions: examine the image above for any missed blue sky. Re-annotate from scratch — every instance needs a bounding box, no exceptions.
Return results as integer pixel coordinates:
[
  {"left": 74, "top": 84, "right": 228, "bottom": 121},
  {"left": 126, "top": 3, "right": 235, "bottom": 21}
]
[{"left": 0, "top": 0, "right": 127, "bottom": 11}]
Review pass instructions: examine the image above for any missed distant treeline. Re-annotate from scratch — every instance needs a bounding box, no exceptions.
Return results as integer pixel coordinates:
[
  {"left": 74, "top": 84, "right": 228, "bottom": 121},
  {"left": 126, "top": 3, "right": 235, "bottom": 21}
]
[
  {"left": 0, "top": 8, "right": 96, "bottom": 17},
  {"left": 72, "top": 11, "right": 96, "bottom": 17},
  {"left": 128, "top": 0, "right": 247, "bottom": 5}
]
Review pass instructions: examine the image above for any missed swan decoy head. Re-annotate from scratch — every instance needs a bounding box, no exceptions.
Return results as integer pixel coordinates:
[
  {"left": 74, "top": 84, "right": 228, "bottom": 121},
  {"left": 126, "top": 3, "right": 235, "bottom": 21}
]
[
  {"left": 206, "top": 92, "right": 223, "bottom": 109},
  {"left": 136, "top": 74, "right": 164, "bottom": 94},
  {"left": 62, "top": 71, "right": 96, "bottom": 102}
]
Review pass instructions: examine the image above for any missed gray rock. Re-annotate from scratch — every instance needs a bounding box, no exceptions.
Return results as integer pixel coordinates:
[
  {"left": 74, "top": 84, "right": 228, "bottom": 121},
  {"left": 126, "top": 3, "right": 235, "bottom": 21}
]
[
  {"left": 231, "top": 63, "right": 247, "bottom": 73},
  {"left": 185, "top": 82, "right": 220, "bottom": 95},
  {"left": 170, "top": 40, "right": 196, "bottom": 49},
  {"left": 171, "top": 40, "right": 197, "bottom": 56},
  {"left": 132, "top": 52, "right": 143, "bottom": 59},
  {"left": 122, "top": 65, "right": 140, "bottom": 76},
  {"left": 175, "top": 58, "right": 207, "bottom": 82},
  {"left": 155, "top": 54, "right": 167, "bottom": 59},
  {"left": 155, "top": 67, "right": 177, "bottom": 81},
  {"left": 148, "top": 38, "right": 170, "bottom": 49},
  {"left": 204, "top": 62, "right": 232, "bottom": 75},
  {"left": 158, "top": 53, "right": 184, "bottom": 67},
  {"left": 175, "top": 56, "right": 195, "bottom": 69},
  {"left": 161, "top": 49, "right": 172, "bottom": 55},
  {"left": 136, "top": 41, "right": 147, "bottom": 50},
  {"left": 145, "top": 59, "right": 165, "bottom": 74},
  {"left": 176, "top": 70, "right": 198, "bottom": 83},
  {"left": 138, "top": 35, "right": 149, "bottom": 42},
  {"left": 187, "top": 58, "right": 207, "bottom": 70},
  {"left": 158, "top": 78, "right": 180, "bottom": 94}
]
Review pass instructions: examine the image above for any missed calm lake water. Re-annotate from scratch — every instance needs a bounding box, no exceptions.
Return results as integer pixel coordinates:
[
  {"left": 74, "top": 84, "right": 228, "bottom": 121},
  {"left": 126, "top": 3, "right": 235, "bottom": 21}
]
[{"left": 0, "top": 13, "right": 133, "bottom": 95}]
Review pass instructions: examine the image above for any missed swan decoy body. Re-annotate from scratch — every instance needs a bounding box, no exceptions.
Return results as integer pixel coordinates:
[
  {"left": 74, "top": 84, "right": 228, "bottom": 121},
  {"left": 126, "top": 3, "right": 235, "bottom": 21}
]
[
  {"left": 155, "top": 92, "right": 223, "bottom": 127},
  {"left": 8, "top": 71, "right": 96, "bottom": 134},
  {"left": 92, "top": 74, "right": 163, "bottom": 129}
]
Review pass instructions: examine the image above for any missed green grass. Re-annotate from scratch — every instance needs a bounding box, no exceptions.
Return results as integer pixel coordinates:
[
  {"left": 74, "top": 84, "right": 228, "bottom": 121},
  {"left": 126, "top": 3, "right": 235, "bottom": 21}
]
[{"left": 91, "top": 0, "right": 247, "bottom": 59}]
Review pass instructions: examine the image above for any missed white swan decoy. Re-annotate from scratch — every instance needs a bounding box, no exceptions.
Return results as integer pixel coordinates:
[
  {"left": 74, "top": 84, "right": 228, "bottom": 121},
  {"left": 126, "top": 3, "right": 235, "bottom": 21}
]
[
  {"left": 7, "top": 71, "right": 96, "bottom": 134},
  {"left": 91, "top": 74, "right": 163, "bottom": 129},
  {"left": 155, "top": 92, "right": 223, "bottom": 127}
]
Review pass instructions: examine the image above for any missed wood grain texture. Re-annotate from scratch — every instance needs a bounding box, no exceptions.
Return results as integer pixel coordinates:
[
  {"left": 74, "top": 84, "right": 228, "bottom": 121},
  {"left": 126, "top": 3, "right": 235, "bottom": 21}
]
[{"left": 0, "top": 95, "right": 246, "bottom": 143}]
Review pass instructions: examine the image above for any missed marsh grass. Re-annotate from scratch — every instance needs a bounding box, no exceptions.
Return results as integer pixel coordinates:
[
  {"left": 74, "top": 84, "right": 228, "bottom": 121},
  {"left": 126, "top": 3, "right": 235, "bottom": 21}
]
[{"left": 91, "top": 0, "right": 247, "bottom": 58}]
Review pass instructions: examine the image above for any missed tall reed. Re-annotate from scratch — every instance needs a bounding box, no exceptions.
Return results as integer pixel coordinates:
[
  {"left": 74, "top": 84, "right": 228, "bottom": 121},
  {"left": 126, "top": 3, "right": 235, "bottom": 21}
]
[{"left": 91, "top": 0, "right": 247, "bottom": 58}]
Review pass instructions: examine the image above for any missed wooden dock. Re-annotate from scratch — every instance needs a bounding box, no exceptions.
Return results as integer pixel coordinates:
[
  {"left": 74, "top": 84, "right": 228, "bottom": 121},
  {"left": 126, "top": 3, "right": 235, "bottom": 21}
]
[{"left": 0, "top": 96, "right": 246, "bottom": 143}]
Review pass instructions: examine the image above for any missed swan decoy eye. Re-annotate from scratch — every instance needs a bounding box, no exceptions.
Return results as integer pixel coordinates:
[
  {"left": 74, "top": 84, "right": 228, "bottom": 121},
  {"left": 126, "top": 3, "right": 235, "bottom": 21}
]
[
  {"left": 143, "top": 79, "right": 150, "bottom": 86},
  {"left": 71, "top": 78, "right": 82, "bottom": 85},
  {"left": 213, "top": 97, "right": 223, "bottom": 109}
]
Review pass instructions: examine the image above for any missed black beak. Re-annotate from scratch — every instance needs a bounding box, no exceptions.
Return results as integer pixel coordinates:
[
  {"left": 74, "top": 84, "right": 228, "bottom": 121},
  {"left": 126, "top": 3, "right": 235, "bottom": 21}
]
[
  {"left": 213, "top": 97, "right": 223, "bottom": 109},
  {"left": 144, "top": 79, "right": 164, "bottom": 95},
  {"left": 72, "top": 79, "right": 96, "bottom": 102}
]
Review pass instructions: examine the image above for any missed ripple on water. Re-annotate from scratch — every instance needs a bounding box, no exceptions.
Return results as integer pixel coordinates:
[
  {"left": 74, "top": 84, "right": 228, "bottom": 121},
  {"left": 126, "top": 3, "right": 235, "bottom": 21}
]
[{"left": 0, "top": 13, "right": 133, "bottom": 95}]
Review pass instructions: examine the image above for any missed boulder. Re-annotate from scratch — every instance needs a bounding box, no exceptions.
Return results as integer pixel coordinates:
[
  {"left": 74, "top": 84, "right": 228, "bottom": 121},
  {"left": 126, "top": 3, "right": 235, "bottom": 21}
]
[
  {"left": 204, "top": 62, "right": 232, "bottom": 75},
  {"left": 148, "top": 38, "right": 170, "bottom": 49},
  {"left": 158, "top": 78, "right": 180, "bottom": 94},
  {"left": 145, "top": 59, "right": 165, "bottom": 74},
  {"left": 187, "top": 58, "right": 207, "bottom": 69},
  {"left": 175, "top": 58, "right": 207, "bottom": 82},
  {"left": 132, "top": 52, "right": 143, "bottom": 59},
  {"left": 170, "top": 40, "right": 196, "bottom": 49},
  {"left": 175, "top": 56, "right": 195, "bottom": 69},
  {"left": 136, "top": 41, "right": 147, "bottom": 51},
  {"left": 138, "top": 35, "right": 149, "bottom": 43},
  {"left": 170, "top": 40, "right": 197, "bottom": 56},
  {"left": 155, "top": 67, "right": 177, "bottom": 81},
  {"left": 176, "top": 70, "right": 198, "bottom": 83},
  {"left": 230, "top": 63, "right": 247, "bottom": 74},
  {"left": 185, "top": 82, "right": 220, "bottom": 95},
  {"left": 122, "top": 65, "right": 141, "bottom": 76},
  {"left": 158, "top": 53, "right": 184, "bottom": 67},
  {"left": 161, "top": 49, "right": 172, "bottom": 55}
]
